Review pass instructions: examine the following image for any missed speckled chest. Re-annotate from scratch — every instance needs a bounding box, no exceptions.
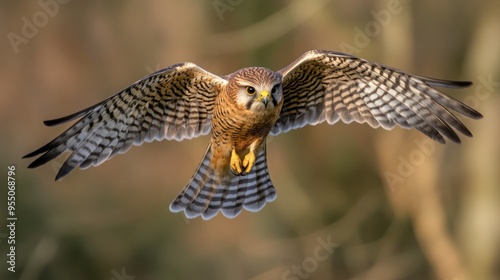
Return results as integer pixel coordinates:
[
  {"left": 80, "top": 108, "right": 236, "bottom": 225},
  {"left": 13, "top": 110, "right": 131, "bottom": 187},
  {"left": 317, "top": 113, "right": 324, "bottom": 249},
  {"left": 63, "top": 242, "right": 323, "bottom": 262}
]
[{"left": 211, "top": 93, "right": 283, "bottom": 152}]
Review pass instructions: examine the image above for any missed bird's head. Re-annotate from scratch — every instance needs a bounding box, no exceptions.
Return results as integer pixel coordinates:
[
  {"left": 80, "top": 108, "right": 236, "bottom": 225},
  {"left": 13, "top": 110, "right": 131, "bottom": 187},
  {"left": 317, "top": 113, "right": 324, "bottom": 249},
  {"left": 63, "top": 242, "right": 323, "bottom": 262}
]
[{"left": 228, "top": 67, "right": 283, "bottom": 112}]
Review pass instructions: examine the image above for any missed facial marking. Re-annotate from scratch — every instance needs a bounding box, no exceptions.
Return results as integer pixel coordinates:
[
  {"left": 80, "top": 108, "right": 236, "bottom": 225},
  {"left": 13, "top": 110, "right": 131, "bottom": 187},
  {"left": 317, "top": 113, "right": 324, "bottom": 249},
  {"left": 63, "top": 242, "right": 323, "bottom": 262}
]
[{"left": 229, "top": 67, "right": 283, "bottom": 111}]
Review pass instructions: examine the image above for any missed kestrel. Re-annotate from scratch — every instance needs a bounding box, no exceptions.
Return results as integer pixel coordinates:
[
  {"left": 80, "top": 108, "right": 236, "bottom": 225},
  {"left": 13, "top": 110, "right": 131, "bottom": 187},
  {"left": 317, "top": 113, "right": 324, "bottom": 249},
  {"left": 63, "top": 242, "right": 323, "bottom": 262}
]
[{"left": 24, "top": 50, "right": 482, "bottom": 220}]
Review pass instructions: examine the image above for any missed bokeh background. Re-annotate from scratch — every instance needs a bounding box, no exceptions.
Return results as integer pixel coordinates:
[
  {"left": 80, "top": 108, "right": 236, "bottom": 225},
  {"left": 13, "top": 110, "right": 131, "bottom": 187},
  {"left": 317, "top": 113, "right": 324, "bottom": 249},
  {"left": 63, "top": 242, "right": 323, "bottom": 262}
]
[{"left": 1, "top": 0, "right": 499, "bottom": 279}]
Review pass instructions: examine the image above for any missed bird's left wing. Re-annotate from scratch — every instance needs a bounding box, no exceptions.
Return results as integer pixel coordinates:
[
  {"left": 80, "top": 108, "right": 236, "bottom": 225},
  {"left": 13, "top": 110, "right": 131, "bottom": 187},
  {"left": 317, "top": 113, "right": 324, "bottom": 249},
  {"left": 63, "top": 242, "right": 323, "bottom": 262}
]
[
  {"left": 271, "top": 50, "right": 482, "bottom": 143},
  {"left": 24, "top": 63, "right": 227, "bottom": 180}
]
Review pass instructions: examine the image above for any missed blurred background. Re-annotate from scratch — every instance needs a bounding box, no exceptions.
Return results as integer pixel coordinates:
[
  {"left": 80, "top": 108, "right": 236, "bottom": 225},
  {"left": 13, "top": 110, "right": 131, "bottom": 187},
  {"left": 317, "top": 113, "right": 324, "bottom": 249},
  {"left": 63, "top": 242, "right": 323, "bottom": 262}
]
[{"left": 1, "top": 0, "right": 499, "bottom": 279}]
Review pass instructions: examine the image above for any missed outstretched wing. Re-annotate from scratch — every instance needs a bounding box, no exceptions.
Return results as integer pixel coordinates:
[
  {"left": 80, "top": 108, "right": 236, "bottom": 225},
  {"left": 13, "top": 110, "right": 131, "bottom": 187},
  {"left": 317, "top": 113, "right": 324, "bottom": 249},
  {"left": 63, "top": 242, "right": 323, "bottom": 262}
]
[
  {"left": 24, "top": 62, "right": 227, "bottom": 180},
  {"left": 271, "top": 50, "right": 482, "bottom": 143}
]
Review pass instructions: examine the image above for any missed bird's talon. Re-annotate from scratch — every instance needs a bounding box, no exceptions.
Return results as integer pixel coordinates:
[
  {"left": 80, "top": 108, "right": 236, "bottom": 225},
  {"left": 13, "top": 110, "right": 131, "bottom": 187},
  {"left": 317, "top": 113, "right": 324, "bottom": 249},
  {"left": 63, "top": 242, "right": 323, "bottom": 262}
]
[
  {"left": 242, "top": 151, "right": 256, "bottom": 173},
  {"left": 230, "top": 168, "right": 240, "bottom": 176},
  {"left": 230, "top": 149, "right": 243, "bottom": 175}
]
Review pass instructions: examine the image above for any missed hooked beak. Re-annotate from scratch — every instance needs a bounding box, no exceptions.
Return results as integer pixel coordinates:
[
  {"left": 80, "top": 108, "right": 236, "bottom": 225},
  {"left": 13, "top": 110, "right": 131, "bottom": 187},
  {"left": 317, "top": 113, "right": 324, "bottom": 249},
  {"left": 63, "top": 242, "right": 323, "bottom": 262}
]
[{"left": 258, "top": 90, "right": 270, "bottom": 107}]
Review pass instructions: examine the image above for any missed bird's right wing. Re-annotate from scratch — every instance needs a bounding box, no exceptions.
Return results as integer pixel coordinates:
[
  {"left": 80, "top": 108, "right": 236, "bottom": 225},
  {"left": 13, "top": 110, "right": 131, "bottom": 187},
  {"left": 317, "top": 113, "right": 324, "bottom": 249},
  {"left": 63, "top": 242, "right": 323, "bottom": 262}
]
[
  {"left": 24, "top": 62, "right": 227, "bottom": 180},
  {"left": 272, "top": 50, "right": 482, "bottom": 143}
]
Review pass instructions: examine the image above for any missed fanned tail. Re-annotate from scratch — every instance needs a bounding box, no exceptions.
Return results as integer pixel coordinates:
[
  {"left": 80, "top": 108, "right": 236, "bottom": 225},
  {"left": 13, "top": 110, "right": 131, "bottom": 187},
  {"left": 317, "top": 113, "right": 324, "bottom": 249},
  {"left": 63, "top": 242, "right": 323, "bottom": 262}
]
[{"left": 169, "top": 143, "right": 276, "bottom": 220}]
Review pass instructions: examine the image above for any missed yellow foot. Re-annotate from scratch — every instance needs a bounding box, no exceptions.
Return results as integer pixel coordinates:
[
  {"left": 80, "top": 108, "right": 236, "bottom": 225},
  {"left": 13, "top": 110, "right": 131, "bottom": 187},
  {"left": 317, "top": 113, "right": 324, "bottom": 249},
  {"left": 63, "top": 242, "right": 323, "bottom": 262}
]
[
  {"left": 230, "top": 149, "right": 243, "bottom": 175},
  {"left": 242, "top": 151, "right": 256, "bottom": 173}
]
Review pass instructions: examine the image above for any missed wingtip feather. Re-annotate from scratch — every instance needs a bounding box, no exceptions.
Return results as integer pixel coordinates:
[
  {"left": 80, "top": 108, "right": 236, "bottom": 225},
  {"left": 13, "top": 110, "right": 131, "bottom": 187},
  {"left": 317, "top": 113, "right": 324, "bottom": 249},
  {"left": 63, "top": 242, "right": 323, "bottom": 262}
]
[{"left": 424, "top": 79, "right": 473, "bottom": 89}]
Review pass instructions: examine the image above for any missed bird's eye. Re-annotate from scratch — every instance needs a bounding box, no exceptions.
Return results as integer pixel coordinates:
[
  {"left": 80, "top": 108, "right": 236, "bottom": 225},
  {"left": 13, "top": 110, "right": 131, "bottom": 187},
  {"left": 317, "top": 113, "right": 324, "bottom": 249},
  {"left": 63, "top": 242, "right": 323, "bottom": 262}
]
[
  {"left": 271, "top": 85, "right": 279, "bottom": 94},
  {"left": 246, "top": 86, "right": 256, "bottom": 95}
]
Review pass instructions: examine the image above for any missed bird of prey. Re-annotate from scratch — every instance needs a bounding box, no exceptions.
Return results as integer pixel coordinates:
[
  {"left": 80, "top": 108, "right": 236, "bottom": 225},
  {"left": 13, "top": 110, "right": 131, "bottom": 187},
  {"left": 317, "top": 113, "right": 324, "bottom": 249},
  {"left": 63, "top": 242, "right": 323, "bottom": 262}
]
[{"left": 24, "top": 50, "right": 482, "bottom": 220}]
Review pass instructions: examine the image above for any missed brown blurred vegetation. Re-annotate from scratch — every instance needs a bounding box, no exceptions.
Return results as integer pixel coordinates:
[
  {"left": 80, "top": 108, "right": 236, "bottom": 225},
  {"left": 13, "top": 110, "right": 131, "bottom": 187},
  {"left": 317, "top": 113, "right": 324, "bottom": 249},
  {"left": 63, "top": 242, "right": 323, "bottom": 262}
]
[{"left": 1, "top": 0, "right": 499, "bottom": 279}]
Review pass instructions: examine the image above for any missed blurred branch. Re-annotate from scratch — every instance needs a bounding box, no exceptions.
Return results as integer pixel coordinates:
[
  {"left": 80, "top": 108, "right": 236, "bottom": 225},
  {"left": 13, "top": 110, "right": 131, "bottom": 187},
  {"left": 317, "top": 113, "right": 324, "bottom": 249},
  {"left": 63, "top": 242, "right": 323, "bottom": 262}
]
[
  {"left": 411, "top": 160, "right": 466, "bottom": 280},
  {"left": 375, "top": 133, "right": 466, "bottom": 279},
  {"left": 460, "top": 3, "right": 500, "bottom": 280},
  {"left": 374, "top": 3, "right": 470, "bottom": 277},
  {"left": 464, "top": 2, "right": 500, "bottom": 76},
  {"left": 207, "top": 0, "right": 331, "bottom": 53}
]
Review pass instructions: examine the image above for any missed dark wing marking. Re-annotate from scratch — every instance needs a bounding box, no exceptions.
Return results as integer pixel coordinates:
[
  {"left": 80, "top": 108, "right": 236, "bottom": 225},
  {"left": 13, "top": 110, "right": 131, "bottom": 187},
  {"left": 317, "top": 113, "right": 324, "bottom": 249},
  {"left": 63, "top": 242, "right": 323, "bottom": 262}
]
[
  {"left": 24, "top": 63, "right": 227, "bottom": 180},
  {"left": 271, "top": 50, "right": 482, "bottom": 143}
]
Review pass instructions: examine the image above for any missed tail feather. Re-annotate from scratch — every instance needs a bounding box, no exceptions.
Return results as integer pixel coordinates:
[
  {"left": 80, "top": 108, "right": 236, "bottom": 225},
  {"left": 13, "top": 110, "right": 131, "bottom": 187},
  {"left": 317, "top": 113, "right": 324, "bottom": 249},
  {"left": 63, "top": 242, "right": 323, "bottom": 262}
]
[
  {"left": 240, "top": 150, "right": 276, "bottom": 212},
  {"left": 169, "top": 143, "right": 276, "bottom": 220}
]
